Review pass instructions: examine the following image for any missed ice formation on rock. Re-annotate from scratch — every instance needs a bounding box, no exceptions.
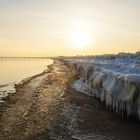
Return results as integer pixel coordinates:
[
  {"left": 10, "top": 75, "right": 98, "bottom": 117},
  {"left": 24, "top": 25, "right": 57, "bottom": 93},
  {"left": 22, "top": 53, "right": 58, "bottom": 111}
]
[{"left": 68, "top": 54, "right": 140, "bottom": 119}]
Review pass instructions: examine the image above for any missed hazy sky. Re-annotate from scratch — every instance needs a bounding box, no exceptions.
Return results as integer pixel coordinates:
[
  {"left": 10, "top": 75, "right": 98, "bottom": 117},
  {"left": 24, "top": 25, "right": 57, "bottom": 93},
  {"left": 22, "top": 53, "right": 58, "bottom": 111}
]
[{"left": 0, "top": 0, "right": 140, "bottom": 56}]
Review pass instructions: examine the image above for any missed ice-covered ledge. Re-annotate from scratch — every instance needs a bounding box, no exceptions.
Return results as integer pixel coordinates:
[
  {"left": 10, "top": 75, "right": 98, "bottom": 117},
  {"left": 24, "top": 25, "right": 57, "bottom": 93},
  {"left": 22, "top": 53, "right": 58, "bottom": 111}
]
[{"left": 67, "top": 54, "right": 140, "bottom": 119}]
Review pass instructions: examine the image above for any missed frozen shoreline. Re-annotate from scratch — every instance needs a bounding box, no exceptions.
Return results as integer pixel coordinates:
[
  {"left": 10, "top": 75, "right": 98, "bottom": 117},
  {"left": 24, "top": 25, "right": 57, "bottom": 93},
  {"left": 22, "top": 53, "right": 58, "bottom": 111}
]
[
  {"left": 0, "top": 59, "right": 140, "bottom": 140},
  {"left": 67, "top": 54, "right": 140, "bottom": 119}
]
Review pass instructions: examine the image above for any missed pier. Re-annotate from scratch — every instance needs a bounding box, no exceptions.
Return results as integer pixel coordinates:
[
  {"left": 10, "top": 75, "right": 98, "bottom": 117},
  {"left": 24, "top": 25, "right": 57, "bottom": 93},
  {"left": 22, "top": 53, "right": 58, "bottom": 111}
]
[{"left": 0, "top": 57, "right": 53, "bottom": 59}]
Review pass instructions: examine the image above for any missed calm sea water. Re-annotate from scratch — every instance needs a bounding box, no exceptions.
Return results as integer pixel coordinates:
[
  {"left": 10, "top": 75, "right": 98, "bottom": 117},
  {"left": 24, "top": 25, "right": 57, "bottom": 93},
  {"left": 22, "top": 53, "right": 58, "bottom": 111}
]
[{"left": 0, "top": 59, "right": 53, "bottom": 101}]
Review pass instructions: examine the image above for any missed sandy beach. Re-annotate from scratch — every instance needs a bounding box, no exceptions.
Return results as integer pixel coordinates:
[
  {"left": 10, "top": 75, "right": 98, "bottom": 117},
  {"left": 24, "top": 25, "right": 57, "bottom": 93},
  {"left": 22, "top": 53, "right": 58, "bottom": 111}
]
[{"left": 0, "top": 60, "right": 140, "bottom": 140}]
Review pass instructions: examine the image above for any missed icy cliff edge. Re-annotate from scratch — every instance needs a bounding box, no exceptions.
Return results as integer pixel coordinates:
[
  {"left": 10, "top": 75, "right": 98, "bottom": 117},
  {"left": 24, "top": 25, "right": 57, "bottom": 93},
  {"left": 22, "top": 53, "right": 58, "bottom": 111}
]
[{"left": 68, "top": 55, "right": 140, "bottom": 119}]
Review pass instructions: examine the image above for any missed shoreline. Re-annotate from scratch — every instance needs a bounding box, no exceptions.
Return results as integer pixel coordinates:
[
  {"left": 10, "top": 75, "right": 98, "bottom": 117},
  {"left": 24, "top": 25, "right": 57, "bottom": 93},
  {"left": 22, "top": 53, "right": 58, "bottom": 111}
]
[
  {"left": 0, "top": 60, "right": 140, "bottom": 140},
  {"left": 0, "top": 61, "right": 54, "bottom": 103},
  {"left": 0, "top": 62, "right": 54, "bottom": 118}
]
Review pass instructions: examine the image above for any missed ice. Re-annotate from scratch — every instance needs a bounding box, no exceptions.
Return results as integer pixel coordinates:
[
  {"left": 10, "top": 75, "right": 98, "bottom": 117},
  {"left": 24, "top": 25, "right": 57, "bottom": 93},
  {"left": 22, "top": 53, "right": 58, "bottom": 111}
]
[
  {"left": 0, "top": 83, "right": 16, "bottom": 102},
  {"left": 68, "top": 54, "right": 140, "bottom": 119}
]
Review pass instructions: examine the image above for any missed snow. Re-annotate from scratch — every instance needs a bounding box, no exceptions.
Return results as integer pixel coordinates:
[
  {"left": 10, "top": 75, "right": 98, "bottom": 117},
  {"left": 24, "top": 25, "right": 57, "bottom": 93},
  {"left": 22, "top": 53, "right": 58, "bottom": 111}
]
[{"left": 68, "top": 54, "right": 140, "bottom": 119}]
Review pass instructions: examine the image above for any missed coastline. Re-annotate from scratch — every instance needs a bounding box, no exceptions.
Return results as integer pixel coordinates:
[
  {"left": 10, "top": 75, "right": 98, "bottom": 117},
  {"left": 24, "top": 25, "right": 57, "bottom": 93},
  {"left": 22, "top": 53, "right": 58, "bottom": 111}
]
[
  {"left": 0, "top": 59, "right": 53, "bottom": 103},
  {"left": 0, "top": 62, "right": 54, "bottom": 118},
  {"left": 0, "top": 59, "right": 140, "bottom": 140}
]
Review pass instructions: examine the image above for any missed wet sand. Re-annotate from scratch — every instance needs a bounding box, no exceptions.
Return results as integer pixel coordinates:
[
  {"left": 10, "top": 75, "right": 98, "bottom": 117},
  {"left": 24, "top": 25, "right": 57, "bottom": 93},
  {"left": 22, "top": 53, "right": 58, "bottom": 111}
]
[{"left": 0, "top": 60, "right": 140, "bottom": 140}]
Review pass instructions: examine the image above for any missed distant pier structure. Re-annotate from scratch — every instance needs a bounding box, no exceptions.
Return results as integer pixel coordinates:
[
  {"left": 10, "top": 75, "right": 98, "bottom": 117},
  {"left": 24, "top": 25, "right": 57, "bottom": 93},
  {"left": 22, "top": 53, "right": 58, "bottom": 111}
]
[{"left": 0, "top": 57, "right": 52, "bottom": 59}]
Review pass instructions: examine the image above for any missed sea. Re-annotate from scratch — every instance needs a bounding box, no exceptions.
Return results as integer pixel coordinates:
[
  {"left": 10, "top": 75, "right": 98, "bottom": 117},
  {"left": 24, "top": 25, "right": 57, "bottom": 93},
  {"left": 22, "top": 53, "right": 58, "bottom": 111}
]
[{"left": 0, "top": 58, "right": 53, "bottom": 102}]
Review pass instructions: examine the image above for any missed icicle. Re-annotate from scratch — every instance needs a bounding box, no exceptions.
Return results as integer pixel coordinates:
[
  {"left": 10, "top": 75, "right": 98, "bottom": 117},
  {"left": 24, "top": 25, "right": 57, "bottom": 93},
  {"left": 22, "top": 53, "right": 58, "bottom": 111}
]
[{"left": 70, "top": 56, "right": 140, "bottom": 120}]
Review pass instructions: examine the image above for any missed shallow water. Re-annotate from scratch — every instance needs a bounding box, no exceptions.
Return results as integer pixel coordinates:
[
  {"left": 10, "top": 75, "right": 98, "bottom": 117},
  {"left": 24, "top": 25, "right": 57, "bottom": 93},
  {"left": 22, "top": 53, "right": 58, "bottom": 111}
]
[{"left": 0, "top": 58, "right": 53, "bottom": 101}]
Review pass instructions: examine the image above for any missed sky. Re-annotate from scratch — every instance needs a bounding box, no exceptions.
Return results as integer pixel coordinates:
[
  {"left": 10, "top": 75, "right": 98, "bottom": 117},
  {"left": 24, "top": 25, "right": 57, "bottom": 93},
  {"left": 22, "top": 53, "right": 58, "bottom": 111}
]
[{"left": 0, "top": 0, "right": 140, "bottom": 57}]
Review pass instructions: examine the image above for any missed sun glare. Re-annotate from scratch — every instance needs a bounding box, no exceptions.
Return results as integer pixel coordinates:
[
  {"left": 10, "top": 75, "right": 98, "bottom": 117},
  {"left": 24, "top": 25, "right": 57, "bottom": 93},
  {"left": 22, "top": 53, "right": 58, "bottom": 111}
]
[{"left": 70, "top": 29, "right": 91, "bottom": 49}]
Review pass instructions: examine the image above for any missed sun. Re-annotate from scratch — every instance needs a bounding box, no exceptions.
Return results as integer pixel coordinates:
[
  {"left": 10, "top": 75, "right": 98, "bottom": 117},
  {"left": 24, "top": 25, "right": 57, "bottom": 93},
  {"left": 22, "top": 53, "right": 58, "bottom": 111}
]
[{"left": 70, "top": 29, "right": 91, "bottom": 49}]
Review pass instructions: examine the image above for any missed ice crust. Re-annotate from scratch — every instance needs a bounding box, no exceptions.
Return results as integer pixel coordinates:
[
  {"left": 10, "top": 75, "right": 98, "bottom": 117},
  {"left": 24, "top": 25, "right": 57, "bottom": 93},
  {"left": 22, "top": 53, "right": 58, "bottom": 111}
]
[{"left": 68, "top": 55, "right": 140, "bottom": 119}]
